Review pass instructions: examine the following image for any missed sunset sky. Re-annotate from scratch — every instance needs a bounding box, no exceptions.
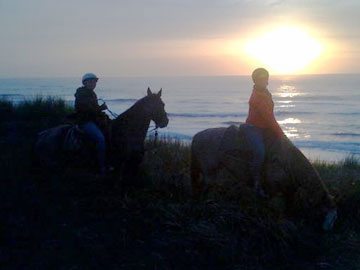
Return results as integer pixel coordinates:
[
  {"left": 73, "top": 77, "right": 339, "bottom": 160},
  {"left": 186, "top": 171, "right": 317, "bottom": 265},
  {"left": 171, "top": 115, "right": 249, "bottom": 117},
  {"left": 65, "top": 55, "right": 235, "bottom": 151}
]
[{"left": 1, "top": 0, "right": 360, "bottom": 77}]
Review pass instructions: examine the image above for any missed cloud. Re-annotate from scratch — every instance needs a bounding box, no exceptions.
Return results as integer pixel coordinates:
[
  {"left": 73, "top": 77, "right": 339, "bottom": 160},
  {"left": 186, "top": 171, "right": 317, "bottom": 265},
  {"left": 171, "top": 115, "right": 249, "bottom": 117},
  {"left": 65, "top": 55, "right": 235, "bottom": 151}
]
[{"left": 1, "top": 0, "right": 360, "bottom": 76}]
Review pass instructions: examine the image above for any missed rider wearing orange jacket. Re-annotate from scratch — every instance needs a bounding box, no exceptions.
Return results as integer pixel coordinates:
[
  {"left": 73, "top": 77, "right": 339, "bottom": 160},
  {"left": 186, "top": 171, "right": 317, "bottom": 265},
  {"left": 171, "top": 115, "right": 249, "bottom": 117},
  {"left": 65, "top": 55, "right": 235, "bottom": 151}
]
[
  {"left": 242, "top": 68, "right": 285, "bottom": 197},
  {"left": 246, "top": 80, "right": 284, "bottom": 139}
]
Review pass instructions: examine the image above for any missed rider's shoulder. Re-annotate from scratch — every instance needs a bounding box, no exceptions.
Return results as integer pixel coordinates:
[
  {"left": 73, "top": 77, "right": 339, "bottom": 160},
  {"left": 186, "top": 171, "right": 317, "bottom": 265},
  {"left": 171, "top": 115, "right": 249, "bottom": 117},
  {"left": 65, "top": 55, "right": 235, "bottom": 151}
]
[
  {"left": 254, "top": 88, "right": 272, "bottom": 98},
  {"left": 75, "top": 86, "right": 89, "bottom": 97}
]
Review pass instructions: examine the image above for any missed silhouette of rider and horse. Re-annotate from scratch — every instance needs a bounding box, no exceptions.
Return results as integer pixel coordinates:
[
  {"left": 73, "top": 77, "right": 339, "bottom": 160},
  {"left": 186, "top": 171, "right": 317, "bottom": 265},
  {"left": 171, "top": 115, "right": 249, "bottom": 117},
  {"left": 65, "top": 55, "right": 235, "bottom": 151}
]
[
  {"left": 34, "top": 69, "right": 337, "bottom": 231},
  {"left": 35, "top": 73, "right": 168, "bottom": 184}
]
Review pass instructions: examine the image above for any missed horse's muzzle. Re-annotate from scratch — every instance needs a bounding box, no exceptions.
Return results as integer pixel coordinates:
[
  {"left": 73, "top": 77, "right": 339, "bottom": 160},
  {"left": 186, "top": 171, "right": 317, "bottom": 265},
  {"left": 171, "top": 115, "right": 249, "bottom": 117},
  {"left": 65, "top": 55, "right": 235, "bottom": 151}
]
[{"left": 157, "top": 117, "right": 169, "bottom": 128}]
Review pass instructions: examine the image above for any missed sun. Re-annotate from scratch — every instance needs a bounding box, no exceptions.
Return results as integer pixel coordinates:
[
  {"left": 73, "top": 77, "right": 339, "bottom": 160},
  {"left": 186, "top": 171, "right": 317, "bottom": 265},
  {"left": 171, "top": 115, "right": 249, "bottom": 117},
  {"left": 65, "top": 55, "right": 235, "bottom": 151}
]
[{"left": 244, "top": 26, "right": 323, "bottom": 74}]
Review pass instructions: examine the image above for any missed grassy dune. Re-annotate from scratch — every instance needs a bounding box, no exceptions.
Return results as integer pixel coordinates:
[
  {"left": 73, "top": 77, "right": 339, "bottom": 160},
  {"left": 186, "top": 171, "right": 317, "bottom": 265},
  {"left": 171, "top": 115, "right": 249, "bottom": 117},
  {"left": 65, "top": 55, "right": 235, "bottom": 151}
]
[{"left": 0, "top": 98, "right": 359, "bottom": 269}]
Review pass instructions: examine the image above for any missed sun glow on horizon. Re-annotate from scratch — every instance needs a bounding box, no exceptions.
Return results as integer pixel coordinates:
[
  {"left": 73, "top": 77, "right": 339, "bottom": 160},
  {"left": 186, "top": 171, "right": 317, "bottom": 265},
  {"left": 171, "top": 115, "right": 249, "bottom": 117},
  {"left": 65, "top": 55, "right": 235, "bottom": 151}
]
[
  {"left": 221, "top": 26, "right": 328, "bottom": 75},
  {"left": 243, "top": 26, "right": 323, "bottom": 74}
]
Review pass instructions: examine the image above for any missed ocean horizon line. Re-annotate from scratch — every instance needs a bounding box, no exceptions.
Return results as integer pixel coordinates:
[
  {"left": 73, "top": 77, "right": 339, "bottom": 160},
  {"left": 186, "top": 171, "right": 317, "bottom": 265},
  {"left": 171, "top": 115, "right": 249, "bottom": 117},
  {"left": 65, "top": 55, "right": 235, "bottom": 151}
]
[{"left": 1, "top": 72, "right": 360, "bottom": 80}]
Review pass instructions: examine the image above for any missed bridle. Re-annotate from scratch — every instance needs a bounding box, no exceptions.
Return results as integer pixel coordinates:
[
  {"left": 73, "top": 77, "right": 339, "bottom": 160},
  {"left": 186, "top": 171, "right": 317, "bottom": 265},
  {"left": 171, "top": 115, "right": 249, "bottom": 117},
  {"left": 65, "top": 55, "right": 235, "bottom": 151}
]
[
  {"left": 98, "top": 98, "right": 161, "bottom": 151},
  {"left": 147, "top": 126, "right": 159, "bottom": 152}
]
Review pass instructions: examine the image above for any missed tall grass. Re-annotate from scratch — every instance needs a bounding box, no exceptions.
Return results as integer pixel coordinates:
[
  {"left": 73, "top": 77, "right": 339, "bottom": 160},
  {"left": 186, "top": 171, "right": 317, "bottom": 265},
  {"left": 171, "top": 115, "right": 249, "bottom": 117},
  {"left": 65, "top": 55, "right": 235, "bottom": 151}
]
[
  {"left": 0, "top": 96, "right": 74, "bottom": 144},
  {"left": 1, "top": 97, "right": 360, "bottom": 269},
  {"left": 15, "top": 96, "right": 73, "bottom": 121},
  {"left": 0, "top": 99, "right": 14, "bottom": 122}
]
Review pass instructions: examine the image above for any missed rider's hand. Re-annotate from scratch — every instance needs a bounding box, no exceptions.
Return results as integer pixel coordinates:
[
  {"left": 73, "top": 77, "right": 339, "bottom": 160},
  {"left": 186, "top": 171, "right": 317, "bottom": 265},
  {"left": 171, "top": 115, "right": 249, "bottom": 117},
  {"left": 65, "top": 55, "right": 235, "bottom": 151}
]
[{"left": 100, "top": 103, "right": 108, "bottom": 111}]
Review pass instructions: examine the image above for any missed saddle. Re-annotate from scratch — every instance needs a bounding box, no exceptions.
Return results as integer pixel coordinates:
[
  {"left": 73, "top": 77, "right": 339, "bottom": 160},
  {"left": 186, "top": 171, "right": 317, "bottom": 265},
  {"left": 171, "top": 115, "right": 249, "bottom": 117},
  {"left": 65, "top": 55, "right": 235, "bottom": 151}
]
[
  {"left": 65, "top": 110, "right": 112, "bottom": 148},
  {"left": 62, "top": 125, "right": 86, "bottom": 152}
]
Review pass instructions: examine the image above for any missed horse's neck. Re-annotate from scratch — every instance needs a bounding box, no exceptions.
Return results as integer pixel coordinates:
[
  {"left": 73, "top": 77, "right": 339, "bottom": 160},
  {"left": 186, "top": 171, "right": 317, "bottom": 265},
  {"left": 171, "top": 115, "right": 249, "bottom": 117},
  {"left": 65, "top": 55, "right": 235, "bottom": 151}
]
[{"left": 112, "top": 102, "right": 151, "bottom": 141}]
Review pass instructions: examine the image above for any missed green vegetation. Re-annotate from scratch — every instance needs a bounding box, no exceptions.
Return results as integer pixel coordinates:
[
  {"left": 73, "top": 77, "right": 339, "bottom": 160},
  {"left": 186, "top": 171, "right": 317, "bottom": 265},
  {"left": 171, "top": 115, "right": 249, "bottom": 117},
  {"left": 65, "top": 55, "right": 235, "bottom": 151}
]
[{"left": 1, "top": 98, "right": 359, "bottom": 269}]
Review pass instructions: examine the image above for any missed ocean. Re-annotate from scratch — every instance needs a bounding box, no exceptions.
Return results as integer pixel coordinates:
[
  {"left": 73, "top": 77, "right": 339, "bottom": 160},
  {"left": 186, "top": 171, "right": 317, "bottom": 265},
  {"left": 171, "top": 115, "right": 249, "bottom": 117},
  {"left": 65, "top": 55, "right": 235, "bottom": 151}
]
[{"left": 0, "top": 74, "right": 359, "bottom": 162}]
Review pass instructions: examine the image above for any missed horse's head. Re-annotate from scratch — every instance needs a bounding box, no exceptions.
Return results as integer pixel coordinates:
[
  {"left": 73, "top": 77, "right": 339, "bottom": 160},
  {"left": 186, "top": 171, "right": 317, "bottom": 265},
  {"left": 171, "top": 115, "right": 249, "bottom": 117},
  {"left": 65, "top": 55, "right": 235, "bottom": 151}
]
[
  {"left": 145, "top": 87, "right": 169, "bottom": 128},
  {"left": 264, "top": 133, "right": 338, "bottom": 231},
  {"left": 299, "top": 189, "right": 337, "bottom": 231}
]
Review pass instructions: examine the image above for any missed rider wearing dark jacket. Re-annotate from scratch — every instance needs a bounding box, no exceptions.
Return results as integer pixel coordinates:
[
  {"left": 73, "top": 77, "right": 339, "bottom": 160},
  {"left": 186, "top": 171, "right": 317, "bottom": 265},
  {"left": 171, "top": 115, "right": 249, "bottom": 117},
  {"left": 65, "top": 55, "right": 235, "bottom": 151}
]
[
  {"left": 75, "top": 86, "right": 105, "bottom": 123},
  {"left": 74, "top": 73, "right": 109, "bottom": 175}
]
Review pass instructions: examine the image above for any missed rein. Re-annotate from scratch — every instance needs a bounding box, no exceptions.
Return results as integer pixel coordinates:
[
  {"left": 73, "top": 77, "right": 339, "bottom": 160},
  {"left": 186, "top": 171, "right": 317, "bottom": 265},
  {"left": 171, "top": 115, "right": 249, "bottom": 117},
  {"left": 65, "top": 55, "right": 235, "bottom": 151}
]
[
  {"left": 97, "top": 98, "right": 119, "bottom": 118},
  {"left": 146, "top": 126, "right": 159, "bottom": 152},
  {"left": 107, "top": 109, "right": 119, "bottom": 119}
]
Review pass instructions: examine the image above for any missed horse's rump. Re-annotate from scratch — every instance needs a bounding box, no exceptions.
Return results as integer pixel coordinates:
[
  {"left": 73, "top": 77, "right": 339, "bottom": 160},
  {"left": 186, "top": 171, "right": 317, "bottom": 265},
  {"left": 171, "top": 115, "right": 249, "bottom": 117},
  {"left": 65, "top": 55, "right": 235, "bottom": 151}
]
[
  {"left": 36, "top": 125, "right": 70, "bottom": 150},
  {"left": 35, "top": 124, "right": 86, "bottom": 169},
  {"left": 35, "top": 124, "right": 71, "bottom": 168},
  {"left": 217, "top": 125, "right": 252, "bottom": 178},
  {"left": 191, "top": 125, "right": 252, "bottom": 185}
]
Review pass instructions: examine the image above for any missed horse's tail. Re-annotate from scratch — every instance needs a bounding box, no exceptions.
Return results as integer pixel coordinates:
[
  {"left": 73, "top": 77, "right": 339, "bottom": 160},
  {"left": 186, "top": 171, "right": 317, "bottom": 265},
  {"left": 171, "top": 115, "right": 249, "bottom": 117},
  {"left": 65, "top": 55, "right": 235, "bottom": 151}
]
[{"left": 34, "top": 124, "right": 72, "bottom": 171}]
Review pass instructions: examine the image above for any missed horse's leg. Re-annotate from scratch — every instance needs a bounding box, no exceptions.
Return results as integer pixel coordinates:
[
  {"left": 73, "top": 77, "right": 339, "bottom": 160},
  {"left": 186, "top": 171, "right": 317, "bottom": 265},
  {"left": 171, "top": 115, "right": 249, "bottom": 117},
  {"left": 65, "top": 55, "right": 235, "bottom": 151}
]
[
  {"left": 202, "top": 168, "right": 219, "bottom": 196},
  {"left": 122, "top": 160, "right": 137, "bottom": 186},
  {"left": 191, "top": 170, "right": 204, "bottom": 199},
  {"left": 191, "top": 152, "right": 206, "bottom": 198},
  {"left": 122, "top": 151, "right": 144, "bottom": 187}
]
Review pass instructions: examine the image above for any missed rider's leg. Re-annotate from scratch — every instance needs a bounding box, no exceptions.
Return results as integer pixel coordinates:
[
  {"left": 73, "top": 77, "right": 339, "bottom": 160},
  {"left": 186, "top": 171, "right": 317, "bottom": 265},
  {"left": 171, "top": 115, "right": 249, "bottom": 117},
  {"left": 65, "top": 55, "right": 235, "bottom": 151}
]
[
  {"left": 81, "top": 121, "right": 106, "bottom": 174},
  {"left": 240, "top": 124, "right": 266, "bottom": 197}
]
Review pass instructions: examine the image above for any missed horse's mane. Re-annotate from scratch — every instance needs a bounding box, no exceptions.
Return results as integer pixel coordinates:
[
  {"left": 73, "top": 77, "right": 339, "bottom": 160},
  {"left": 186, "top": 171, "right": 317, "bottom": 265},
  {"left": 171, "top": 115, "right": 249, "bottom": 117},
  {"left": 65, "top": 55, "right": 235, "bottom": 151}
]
[{"left": 112, "top": 95, "right": 150, "bottom": 125}]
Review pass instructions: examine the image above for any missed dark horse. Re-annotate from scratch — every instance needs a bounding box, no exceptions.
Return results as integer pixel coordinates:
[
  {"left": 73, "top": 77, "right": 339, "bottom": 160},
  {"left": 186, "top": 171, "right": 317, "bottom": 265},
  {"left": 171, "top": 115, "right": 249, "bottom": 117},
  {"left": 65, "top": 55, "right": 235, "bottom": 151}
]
[{"left": 35, "top": 88, "right": 168, "bottom": 182}]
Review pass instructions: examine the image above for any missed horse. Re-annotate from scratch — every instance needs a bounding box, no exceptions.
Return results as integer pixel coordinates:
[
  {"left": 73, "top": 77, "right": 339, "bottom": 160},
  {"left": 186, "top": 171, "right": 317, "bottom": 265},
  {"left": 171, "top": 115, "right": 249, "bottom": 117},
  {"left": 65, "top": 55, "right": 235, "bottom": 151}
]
[
  {"left": 190, "top": 125, "right": 337, "bottom": 231},
  {"left": 35, "top": 87, "right": 169, "bottom": 183}
]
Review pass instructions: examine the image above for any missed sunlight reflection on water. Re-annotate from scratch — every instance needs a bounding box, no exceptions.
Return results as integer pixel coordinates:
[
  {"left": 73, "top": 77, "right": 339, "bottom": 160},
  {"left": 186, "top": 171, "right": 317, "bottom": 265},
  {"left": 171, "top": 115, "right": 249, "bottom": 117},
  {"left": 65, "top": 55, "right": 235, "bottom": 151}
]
[
  {"left": 284, "top": 126, "right": 300, "bottom": 138},
  {"left": 279, "top": 104, "right": 295, "bottom": 108},
  {"left": 275, "top": 84, "right": 304, "bottom": 98},
  {"left": 278, "top": 118, "right": 302, "bottom": 124},
  {"left": 275, "top": 84, "right": 303, "bottom": 139},
  {"left": 278, "top": 100, "right": 293, "bottom": 103}
]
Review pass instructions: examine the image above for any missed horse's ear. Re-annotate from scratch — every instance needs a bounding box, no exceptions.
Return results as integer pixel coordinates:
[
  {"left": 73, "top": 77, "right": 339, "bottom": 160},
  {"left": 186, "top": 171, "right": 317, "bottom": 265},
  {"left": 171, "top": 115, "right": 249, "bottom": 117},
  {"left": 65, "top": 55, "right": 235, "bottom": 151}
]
[
  {"left": 147, "top": 87, "right": 152, "bottom": 96},
  {"left": 157, "top": 88, "right": 162, "bottom": 97}
]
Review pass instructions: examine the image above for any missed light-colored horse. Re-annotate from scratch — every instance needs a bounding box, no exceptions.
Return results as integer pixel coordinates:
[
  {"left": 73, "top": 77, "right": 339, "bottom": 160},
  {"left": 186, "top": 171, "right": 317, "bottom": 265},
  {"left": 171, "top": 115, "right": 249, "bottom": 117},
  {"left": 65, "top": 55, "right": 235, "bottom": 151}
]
[{"left": 191, "top": 125, "right": 337, "bottom": 231}]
